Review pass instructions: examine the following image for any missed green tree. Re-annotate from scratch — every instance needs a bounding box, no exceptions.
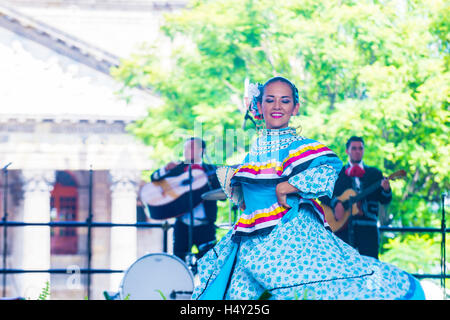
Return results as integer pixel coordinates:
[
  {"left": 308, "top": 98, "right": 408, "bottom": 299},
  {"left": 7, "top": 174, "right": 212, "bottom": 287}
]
[{"left": 112, "top": 0, "right": 449, "bottom": 265}]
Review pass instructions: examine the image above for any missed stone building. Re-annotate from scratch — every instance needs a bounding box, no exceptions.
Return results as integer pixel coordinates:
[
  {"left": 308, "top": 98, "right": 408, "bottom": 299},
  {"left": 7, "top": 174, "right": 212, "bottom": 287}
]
[{"left": 0, "top": 1, "right": 187, "bottom": 299}]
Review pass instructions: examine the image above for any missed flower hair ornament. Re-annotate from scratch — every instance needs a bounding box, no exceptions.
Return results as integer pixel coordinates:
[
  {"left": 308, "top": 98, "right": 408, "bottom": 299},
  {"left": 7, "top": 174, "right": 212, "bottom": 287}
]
[{"left": 246, "top": 81, "right": 264, "bottom": 120}]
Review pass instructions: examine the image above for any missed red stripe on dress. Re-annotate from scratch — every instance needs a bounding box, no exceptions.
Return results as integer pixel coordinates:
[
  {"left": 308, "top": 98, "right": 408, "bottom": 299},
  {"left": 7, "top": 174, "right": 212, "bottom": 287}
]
[
  {"left": 283, "top": 146, "right": 331, "bottom": 170},
  {"left": 310, "top": 199, "right": 327, "bottom": 223},
  {"left": 237, "top": 166, "right": 278, "bottom": 175},
  {"left": 236, "top": 146, "right": 331, "bottom": 177},
  {"left": 234, "top": 208, "right": 289, "bottom": 230}
]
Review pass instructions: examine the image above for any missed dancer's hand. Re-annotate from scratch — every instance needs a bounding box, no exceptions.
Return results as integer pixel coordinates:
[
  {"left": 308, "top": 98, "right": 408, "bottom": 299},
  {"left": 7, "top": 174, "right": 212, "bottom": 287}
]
[
  {"left": 276, "top": 182, "right": 297, "bottom": 209},
  {"left": 239, "top": 201, "right": 246, "bottom": 211}
]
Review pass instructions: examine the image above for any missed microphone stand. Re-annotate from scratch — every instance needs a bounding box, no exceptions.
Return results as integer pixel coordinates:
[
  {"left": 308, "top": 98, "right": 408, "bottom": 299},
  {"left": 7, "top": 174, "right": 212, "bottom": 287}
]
[
  {"left": 187, "top": 163, "right": 194, "bottom": 270},
  {"left": 441, "top": 193, "right": 446, "bottom": 295},
  {"left": 2, "top": 162, "right": 12, "bottom": 297}
]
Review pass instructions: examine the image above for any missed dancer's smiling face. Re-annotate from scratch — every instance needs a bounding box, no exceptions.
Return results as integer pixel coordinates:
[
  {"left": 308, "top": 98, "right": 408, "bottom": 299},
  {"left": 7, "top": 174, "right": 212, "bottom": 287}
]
[{"left": 257, "top": 80, "right": 300, "bottom": 130}]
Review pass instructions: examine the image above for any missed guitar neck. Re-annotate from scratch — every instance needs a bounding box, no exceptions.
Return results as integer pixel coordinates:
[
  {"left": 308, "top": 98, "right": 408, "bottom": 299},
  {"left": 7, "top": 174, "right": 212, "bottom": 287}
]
[
  {"left": 339, "top": 170, "right": 403, "bottom": 214},
  {"left": 350, "top": 179, "right": 382, "bottom": 203}
]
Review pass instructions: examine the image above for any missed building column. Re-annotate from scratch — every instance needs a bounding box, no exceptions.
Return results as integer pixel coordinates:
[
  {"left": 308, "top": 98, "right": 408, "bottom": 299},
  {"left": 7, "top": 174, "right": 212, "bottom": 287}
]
[
  {"left": 18, "top": 170, "right": 55, "bottom": 299},
  {"left": 109, "top": 170, "right": 140, "bottom": 291}
]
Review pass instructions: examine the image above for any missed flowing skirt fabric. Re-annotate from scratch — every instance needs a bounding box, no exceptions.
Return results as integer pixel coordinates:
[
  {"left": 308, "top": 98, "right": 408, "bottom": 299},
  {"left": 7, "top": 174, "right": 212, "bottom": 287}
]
[{"left": 194, "top": 205, "right": 425, "bottom": 300}]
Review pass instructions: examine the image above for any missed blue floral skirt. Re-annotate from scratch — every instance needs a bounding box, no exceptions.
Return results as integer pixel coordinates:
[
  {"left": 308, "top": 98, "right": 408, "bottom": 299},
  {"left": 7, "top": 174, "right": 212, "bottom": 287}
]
[{"left": 192, "top": 205, "right": 425, "bottom": 300}]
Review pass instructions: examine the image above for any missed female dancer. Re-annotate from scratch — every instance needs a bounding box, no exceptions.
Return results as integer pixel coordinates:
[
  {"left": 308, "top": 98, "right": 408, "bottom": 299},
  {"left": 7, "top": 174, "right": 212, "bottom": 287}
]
[{"left": 192, "top": 76, "right": 425, "bottom": 300}]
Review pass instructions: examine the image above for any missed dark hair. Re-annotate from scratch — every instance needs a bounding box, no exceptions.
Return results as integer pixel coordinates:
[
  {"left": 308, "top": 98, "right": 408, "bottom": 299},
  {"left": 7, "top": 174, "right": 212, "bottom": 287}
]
[
  {"left": 257, "top": 76, "right": 300, "bottom": 105},
  {"left": 346, "top": 136, "right": 364, "bottom": 149}
]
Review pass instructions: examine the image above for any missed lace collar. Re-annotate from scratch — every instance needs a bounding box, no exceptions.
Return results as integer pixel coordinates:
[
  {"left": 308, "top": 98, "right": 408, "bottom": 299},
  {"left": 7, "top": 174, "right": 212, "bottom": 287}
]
[{"left": 258, "top": 127, "right": 297, "bottom": 137}]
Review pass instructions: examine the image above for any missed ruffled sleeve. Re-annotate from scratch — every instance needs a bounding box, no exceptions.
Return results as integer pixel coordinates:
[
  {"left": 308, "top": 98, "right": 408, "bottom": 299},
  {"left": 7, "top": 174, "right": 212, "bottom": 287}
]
[
  {"left": 288, "top": 164, "right": 338, "bottom": 199},
  {"left": 216, "top": 166, "right": 244, "bottom": 206},
  {"left": 231, "top": 136, "right": 343, "bottom": 186}
]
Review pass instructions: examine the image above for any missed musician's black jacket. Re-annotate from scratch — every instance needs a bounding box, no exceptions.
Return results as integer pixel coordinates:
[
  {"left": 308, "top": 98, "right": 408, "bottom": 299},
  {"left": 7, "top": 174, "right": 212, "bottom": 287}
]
[
  {"left": 319, "top": 164, "right": 392, "bottom": 225},
  {"left": 150, "top": 162, "right": 221, "bottom": 224}
]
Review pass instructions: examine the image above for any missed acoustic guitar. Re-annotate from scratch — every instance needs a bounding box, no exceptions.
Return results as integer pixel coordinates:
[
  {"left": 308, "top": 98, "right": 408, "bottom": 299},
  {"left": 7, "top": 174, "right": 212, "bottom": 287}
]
[
  {"left": 139, "top": 167, "right": 210, "bottom": 220},
  {"left": 322, "top": 170, "right": 406, "bottom": 232}
]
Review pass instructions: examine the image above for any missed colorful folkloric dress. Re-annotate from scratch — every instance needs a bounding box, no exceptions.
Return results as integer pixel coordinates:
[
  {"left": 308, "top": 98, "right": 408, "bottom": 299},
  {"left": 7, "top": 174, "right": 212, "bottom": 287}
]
[{"left": 192, "top": 127, "right": 425, "bottom": 300}]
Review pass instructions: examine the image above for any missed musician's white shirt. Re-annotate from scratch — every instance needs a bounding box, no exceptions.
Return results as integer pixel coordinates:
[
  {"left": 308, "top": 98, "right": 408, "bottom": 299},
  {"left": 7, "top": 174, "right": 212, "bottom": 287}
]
[
  {"left": 347, "top": 160, "right": 390, "bottom": 224},
  {"left": 180, "top": 202, "right": 207, "bottom": 226},
  {"left": 158, "top": 161, "right": 208, "bottom": 226},
  {"left": 349, "top": 160, "right": 364, "bottom": 191}
]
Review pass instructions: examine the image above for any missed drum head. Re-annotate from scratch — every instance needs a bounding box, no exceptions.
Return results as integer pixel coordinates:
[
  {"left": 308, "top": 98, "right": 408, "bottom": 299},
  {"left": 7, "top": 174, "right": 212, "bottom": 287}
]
[{"left": 120, "top": 253, "right": 194, "bottom": 300}]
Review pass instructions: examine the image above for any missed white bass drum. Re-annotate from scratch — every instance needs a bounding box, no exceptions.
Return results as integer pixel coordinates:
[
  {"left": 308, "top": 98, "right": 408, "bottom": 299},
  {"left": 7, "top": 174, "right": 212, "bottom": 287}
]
[{"left": 120, "top": 253, "right": 194, "bottom": 300}]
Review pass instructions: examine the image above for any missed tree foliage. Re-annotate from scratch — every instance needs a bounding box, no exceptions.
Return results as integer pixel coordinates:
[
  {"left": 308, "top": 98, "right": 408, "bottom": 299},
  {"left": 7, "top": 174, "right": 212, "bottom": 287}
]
[{"left": 112, "top": 0, "right": 449, "bottom": 266}]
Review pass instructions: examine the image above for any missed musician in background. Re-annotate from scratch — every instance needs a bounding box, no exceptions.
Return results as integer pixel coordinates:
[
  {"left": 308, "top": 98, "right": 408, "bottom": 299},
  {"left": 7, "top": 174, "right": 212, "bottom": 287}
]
[
  {"left": 150, "top": 137, "right": 220, "bottom": 263},
  {"left": 320, "top": 136, "right": 392, "bottom": 259}
]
